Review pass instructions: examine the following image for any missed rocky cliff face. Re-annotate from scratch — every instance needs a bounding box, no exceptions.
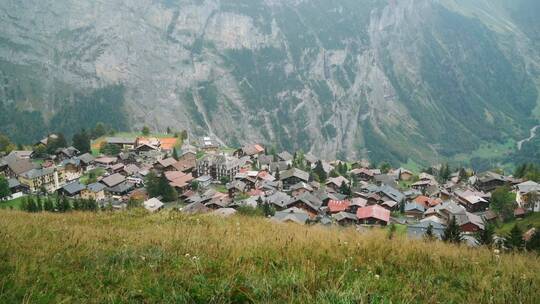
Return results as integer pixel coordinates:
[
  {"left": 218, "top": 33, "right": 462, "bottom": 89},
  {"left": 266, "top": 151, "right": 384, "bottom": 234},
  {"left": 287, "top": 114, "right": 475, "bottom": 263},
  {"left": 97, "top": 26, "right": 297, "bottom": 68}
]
[{"left": 0, "top": 0, "right": 539, "bottom": 164}]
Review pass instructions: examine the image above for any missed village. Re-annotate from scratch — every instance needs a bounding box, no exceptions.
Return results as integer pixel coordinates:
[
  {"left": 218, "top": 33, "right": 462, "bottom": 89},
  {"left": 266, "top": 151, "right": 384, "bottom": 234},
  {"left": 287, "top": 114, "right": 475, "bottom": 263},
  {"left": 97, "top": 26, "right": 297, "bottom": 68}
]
[{"left": 1, "top": 130, "right": 539, "bottom": 249}]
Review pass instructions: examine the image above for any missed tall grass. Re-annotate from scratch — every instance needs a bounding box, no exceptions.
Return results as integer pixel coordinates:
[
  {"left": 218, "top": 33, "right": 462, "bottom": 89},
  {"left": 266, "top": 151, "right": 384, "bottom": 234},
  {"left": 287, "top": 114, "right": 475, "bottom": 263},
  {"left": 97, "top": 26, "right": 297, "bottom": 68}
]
[{"left": 0, "top": 210, "right": 538, "bottom": 303}]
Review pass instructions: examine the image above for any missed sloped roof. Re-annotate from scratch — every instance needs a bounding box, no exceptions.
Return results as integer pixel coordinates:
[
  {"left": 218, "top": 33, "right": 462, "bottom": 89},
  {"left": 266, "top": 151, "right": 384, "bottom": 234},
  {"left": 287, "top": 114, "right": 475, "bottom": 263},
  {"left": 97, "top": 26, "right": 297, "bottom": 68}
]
[
  {"left": 356, "top": 205, "right": 390, "bottom": 222},
  {"left": 328, "top": 200, "right": 351, "bottom": 213},
  {"left": 101, "top": 173, "right": 126, "bottom": 187}
]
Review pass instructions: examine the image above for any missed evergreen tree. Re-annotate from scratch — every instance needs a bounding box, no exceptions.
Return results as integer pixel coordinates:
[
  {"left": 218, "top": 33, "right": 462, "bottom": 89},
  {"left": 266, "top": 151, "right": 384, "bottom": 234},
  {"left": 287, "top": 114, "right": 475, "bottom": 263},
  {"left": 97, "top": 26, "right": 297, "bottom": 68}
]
[
  {"left": 424, "top": 223, "right": 435, "bottom": 241},
  {"left": 274, "top": 168, "right": 280, "bottom": 180},
  {"left": 73, "top": 129, "right": 91, "bottom": 153},
  {"left": 525, "top": 230, "right": 540, "bottom": 253},
  {"left": 0, "top": 133, "right": 16, "bottom": 153},
  {"left": 313, "top": 160, "right": 327, "bottom": 182},
  {"left": 191, "top": 180, "right": 199, "bottom": 191},
  {"left": 158, "top": 174, "right": 178, "bottom": 202},
  {"left": 27, "top": 197, "right": 37, "bottom": 213},
  {"left": 73, "top": 199, "right": 81, "bottom": 211},
  {"left": 87, "top": 199, "right": 98, "bottom": 211},
  {"left": 44, "top": 198, "right": 54, "bottom": 212},
  {"left": 166, "top": 127, "right": 172, "bottom": 134},
  {"left": 35, "top": 196, "right": 43, "bottom": 212},
  {"left": 491, "top": 186, "right": 515, "bottom": 222},
  {"left": 0, "top": 175, "right": 11, "bottom": 201},
  {"left": 172, "top": 147, "right": 180, "bottom": 161},
  {"left": 474, "top": 220, "right": 495, "bottom": 247},
  {"left": 379, "top": 162, "right": 391, "bottom": 174},
  {"left": 442, "top": 216, "right": 463, "bottom": 244},
  {"left": 339, "top": 181, "right": 351, "bottom": 197},
  {"left": 92, "top": 122, "right": 107, "bottom": 139},
  {"left": 145, "top": 172, "right": 160, "bottom": 198},
  {"left": 505, "top": 225, "right": 524, "bottom": 251},
  {"left": 142, "top": 126, "right": 150, "bottom": 136}
]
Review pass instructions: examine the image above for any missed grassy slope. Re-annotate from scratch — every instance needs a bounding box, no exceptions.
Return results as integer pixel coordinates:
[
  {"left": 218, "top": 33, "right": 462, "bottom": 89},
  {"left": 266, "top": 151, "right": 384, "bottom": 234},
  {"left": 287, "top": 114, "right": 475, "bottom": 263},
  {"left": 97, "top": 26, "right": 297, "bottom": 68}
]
[
  {"left": 0, "top": 196, "right": 25, "bottom": 210},
  {"left": 0, "top": 210, "right": 539, "bottom": 303},
  {"left": 496, "top": 212, "right": 540, "bottom": 235}
]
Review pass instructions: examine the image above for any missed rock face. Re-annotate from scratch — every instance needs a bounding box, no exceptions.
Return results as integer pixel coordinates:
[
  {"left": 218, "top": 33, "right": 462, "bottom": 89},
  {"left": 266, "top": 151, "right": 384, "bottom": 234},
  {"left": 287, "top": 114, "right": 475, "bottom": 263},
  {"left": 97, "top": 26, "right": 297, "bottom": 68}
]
[{"left": 0, "top": 0, "right": 539, "bottom": 164}]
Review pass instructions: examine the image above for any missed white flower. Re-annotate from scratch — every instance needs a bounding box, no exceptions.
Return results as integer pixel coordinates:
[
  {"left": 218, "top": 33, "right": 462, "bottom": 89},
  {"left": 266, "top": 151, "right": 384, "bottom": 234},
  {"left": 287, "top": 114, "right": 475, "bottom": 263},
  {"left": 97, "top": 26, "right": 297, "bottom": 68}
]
[
  {"left": 493, "top": 249, "right": 500, "bottom": 254},
  {"left": 375, "top": 274, "right": 380, "bottom": 280},
  {"left": 185, "top": 253, "right": 190, "bottom": 258}
]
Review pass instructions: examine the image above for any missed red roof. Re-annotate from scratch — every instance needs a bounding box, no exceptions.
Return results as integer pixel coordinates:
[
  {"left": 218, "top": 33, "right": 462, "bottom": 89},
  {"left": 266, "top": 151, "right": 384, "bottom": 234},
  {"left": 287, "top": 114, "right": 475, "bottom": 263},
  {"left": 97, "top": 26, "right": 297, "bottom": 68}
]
[
  {"left": 356, "top": 205, "right": 390, "bottom": 223},
  {"left": 328, "top": 200, "right": 351, "bottom": 213}
]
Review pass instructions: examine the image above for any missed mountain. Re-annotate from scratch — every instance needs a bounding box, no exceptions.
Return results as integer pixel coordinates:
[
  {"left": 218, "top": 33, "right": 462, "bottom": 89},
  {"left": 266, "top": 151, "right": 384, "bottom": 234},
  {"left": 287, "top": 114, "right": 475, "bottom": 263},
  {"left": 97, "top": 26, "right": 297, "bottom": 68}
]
[{"left": 1, "top": 0, "right": 539, "bottom": 165}]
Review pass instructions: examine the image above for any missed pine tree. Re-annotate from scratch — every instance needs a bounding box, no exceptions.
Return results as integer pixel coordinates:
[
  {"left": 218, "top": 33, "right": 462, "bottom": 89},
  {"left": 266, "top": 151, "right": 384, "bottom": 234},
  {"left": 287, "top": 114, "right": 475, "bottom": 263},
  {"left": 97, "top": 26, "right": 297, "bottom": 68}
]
[
  {"left": 506, "top": 225, "right": 524, "bottom": 251},
  {"left": 72, "top": 129, "right": 91, "bottom": 153},
  {"left": 145, "top": 172, "right": 160, "bottom": 198},
  {"left": 44, "top": 198, "right": 54, "bottom": 212},
  {"left": 73, "top": 199, "right": 81, "bottom": 211},
  {"left": 442, "top": 216, "right": 463, "bottom": 244},
  {"left": 158, "top": 174, "right": 177, "bottom": 202},
  {"left": 339, "top": 181, "right": 351, "bottom": 197},
  {"left": 313, "top": 160, "right": 327, "bottom": 182},
  {"left": 0, "top": 175, "right": 11, "bottom": 201},
  {"left": 172, "top": 147, "right": 180, "bottom": 161},
  {"left": 424, "top": 223, "right": 435, "bottom": 241},
  {"left": 35, "top": 196, "right": 43, "bottom": 212},
  {"left": 274, "top": 168, "right": 280, "bottom": 180},
  {"left": 142, "top": 126, "right": 150, "bottom": 136},
  {"left": 474, "top": 220, "right": 495, "bottom": 247}
]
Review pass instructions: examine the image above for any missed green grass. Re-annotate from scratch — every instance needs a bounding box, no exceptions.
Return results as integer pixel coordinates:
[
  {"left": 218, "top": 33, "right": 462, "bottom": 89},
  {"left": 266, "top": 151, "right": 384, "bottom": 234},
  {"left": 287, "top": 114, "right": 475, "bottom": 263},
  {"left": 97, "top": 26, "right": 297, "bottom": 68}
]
[
  {"left": 214, "top": 185, "right": 228, "bottom": 194},
  {"left": 0, "top": 210, "right": 538, "bottom": 303},
  {"left": 496, "top": 212, "right": 540, "bottom": 235},
  {"left": 79, "top": 168, "right": 106, "bottom": 185},
  {"left": 0, "top": 196, "right": 26, "bottom": 210}
]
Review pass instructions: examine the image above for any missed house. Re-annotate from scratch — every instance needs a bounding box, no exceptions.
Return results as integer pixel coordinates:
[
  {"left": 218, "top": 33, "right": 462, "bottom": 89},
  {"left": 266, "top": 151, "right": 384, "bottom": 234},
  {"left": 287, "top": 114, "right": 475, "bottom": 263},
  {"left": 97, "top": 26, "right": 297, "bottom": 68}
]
[
  {"left": 277, "top": 151, "right": 293, "bottom": 164},
  {"left": 105, "top": 137, "right": 137, "bottom": 150},
  {"left": 327, "top": 200, "right": 351, "bottom": 214},
  {"left": 94, "top": 156, "right": 117, "bottom": 168},
  {"left": 196, "top": 154, "right": 241, "bottom": 181},
  {"left": 7, "top": 178, "right": 27, "bottom": 195},
  {"left": 474, "top": 171, "right": 509, "bottom": 192},
  {"left": 80, "top": 183, "right": 106, "bottom": 201},
  {"left": 58, "top": 181, "right": 86, "bottom": 198},
  {"left": 407, "top": 221, "right": 446, "bottom": 240},
  {"left": 144, "top": 197, "right": 164, "bottom": 213},
  {"left": 381, "top": 200, "right": 399, "bottom": 211},
  {"left": 100, "top": 173, "right": 126, "bottom": 188},
  {"left": 272, "top": 207, "right": 310, "bottom": 224},
  {"left": 156, "top": 157, "right": 177, "bottom": 172},
  {"left": 378, "top": 185, "right": 405, "bottom": 203},
  {"left": 106, "top": 181, "right": 134, "bottom": 197},
  {"left": 350, "top": 168, "right": 376, "bottom": 181},
  {"left": 199, "top": 136, "right": 220, "bottom": 153},
  {"left": 78, "top": 153, "right": 95, "bottom": 171},
  {"left": 453, "top": 189, "right": 489, "bottom": 212},
  {"left": 234, "top": 144, "right": 265, "bottom": 158},
  {"left": 4, "top": 158, "right": 35, "bottom": 178},
  {"left": 288, "top": 192, "right": 323, "bottom": 217},
  {"left": 356, "top": 205, "right": 390, "bottom": 226},
  {"left": 167, "top": 172, "right": 194, "bottom": 192},
  {"left": 195, "top": 175, "right": 212, "bottom": 188},
  {"left": 280, "top": 168, "right": 310, "bottom": 190},
  {"left": 514, "top": 207, "right": 527, "bottom": 218},
  {"left": 35, "top": 134, "right": 58, "bottom": 147},
  {"left": 332, "top": 212, "right": 358, "bottom": 226},
  {"left": 227, "top": 180, "right": 246, "bottom": 198},
  {"left": 348, "top": 197, "right": 368, "bottom": 213},
  {"left": 304, "top": 153, "right": 318, "bottom": 167},
  {"left": 404, "top": 202, "right": 425, "bottom": 219},
  {"left": 290, "top": 182, "right": 314, "bottom": 197},
  {"left": 172, "top": 158, "right": 196, "bottom": 173},
  {"left": 19, "top": 167, "right": 65, "bottom": 193},
  {"left": 265, "top": 191, "right": 293, "bottom": 210},
  {"left": 55, "top": 147, "right": 80, "bottom": 162},
  {"left": 326, "top": 176, "right": 350, "bottom": 192},
  {"left": 515, "top": 181, "right": 540, "bottom": 212},
  {"left": 397, "top": 168, "right": 414, "bottom": 181}
]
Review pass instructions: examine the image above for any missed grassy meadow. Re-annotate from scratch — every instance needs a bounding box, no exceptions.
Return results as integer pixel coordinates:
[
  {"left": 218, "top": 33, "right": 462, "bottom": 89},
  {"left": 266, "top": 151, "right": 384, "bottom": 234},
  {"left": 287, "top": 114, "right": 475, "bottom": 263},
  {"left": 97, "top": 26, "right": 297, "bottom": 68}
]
[{"left": 0, "top": 210, "right": 539, "bottom": 303}]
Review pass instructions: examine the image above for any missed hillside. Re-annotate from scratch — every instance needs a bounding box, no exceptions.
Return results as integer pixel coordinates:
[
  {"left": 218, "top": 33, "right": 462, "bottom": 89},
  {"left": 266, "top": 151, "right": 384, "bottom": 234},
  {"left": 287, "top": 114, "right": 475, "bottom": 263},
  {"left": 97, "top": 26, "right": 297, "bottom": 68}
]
[
  {"left": 0, "top": 210, "right": 538, "bottom": 303},
  {"left": 0, "top": 0, "right": 539, "bottom": 165}
]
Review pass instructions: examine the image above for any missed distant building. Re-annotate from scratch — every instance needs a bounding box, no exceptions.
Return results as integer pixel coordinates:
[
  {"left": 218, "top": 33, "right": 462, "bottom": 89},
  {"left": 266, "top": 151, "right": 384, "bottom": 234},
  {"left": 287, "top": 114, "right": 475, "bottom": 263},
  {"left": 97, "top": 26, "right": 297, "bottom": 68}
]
[{"left": 196, "top": 154, "right": 240, "bottom": 181}]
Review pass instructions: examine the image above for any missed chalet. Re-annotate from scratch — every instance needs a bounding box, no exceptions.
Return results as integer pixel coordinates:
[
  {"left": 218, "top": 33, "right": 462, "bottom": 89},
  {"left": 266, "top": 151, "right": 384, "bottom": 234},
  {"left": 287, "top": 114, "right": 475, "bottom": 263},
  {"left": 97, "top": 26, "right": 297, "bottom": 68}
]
[
  {"left": 59, "top": 181, "right": 85, "bottom": 198},
  {"left": 474, "top": 171, "right": 509, "bottom": 192},
  {"left": 374, "top": 174, "right": 397, "bottom": 186},
  {"left": 168, "top": 173, "right": 194, "bottom": 192},
  {"left": 227, "top": 180, "right": 246, "bottom": 198},
  {"left": 234, "top": 144, "right": 265, "bottom": 158},
  {"left": 55, "top": 147, "right": 80, "bottom": 161},
  {"left": 327, "top": 199, "right": 351, "bottom": 214},
  {"left": 332, "top": 212, "right": 358, "bottom": 226},
  {"left": 123, "top": 164, "right": 141, "bottom": 176},
  {"left": 304, "top": 153, "right": 318, "bottom": 167},
  {"left": 195, "top": 175, "right": 212, "bottom": 188},
  {"left": 348, "top": 197, "right": 368, "bottom": 214},
  {"left": 269, "top": 161, "right": 289, "bottom": 173},
  {"left": 5, "top": 159, "right": 35, "bottom": 178},
  {"left": 199, "top": 137, "right": 220, "bottom": 153},
  {"left": 105, "top": 137, "right": 136, "bottom": 150},
  {"left": 60, "top": 158, "right": 84, "bottom": 181},
  {"left": 19, "top": 166, "right": 65, "bottom": 193},
  {"left": 144, "top": 197, "right": 164, "bottom": 213},
  {"left": 350, "top": 168, "right": 375, "bottom": 181},
  {"left": 290, "top": 182, "right": 314, "bottom": 197},
  {"left": 271, "top": 207, "right": 310, "bottom": 224},
  {"left": 134, "top": 143, "right": 160, "bottom": 153},
  {"left": 404, "top": 202, "right": 425, "bottom": 219},
  {"left": 182, "top": 202, "right": 210, "bottom": 214},
  {"left": 196, "top": 155, "right": 240, "bottom": 181},
  {"left": 411, "top": 180, "right": 434, "bottom": 192},
  {"left": 453, "top": 189, "right": 489, "bottom": 212},
  {"left": 381, "top": 200, "right": 398, "bottom": 211},
  {"left": 515, "top": 181, "right": 540, "bottom": 212},
  {"left": 257, "top": 155, "right": 274, "bottom": 170},
  {"left": 407, "top": 221, "right": 446, "bottom": 240},
  {"left": 80, "top": 183, "right": 106, "bottom": 201},
  {"left": 397, "top": 168, "right": 414, "bottom": 181},
  {"left": 414, "top": 195, "right": 442, "bottom": 208},
  {"left": 35, "top": 134, "right": 58, "bottom": 147},
  {"left": 94, "top": 156, "right": 117, "bottom": 168},
  {"left": 100, "top": 173, "right": 126, "bottom": 188},
  {"left": 172, "top": 158, "right": 196, "bottom": 173},
  {"left": 288, "top": 192, "right": 323, "bottom": 217},
  {"left": 106, "top": 181, "right": 134, "bottom": 196},
  {"left": 277, "top": 151, "right": 293, "bottom": 164},
  {"left": 7, "top": 178, "right": 27, "bottom": 195},
  {"left": 377, "top": 185, "right": 405, "bottom": 203},
  {"left": 280, "top": 168, "right": 310, "bottom": 190},
  {"left": 205, "top": 195, "right": 232, "bottom": 210},
  {"left": 78, "top": 153, "right": 95, "bottom": 171},
  {"left": 326, "top": 176, "right": 350, "bottom": 192},
  {"left": 265, "top": 191, "right": 292, "bottom": 210},
  {"left": 155, "top": 157, "right": 177, "bottom": 172},
  {"left": 356, "top": 205, "right": 390, "bottom": 226}
]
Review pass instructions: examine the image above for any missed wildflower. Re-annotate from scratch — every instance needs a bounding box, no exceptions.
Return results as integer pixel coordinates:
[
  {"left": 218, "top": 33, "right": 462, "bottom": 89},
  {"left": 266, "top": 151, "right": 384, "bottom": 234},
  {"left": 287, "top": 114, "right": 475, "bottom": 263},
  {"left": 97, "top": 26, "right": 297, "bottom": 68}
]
[
  {"left": 185, "top": 253, "right": 190, "bottom": 258},
  {"left": 493, "top": 249, "right": 500, "bottom": 254},
  {"left": 375, "top": 274, "right": 380, "bottom": 280}
]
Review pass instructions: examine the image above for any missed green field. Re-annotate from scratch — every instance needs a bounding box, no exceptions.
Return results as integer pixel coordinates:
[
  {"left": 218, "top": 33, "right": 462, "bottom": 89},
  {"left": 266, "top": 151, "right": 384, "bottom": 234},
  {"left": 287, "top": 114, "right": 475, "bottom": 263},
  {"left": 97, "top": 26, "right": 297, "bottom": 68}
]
[
  {"left": 0, "top": 196, "right": 26, "bottom": 210},
  {"left": 496, "top": 212, "right": 540, "bottom": 236},
  {"left": 0, "top": 210, "right": 538, "bottom": 303}
]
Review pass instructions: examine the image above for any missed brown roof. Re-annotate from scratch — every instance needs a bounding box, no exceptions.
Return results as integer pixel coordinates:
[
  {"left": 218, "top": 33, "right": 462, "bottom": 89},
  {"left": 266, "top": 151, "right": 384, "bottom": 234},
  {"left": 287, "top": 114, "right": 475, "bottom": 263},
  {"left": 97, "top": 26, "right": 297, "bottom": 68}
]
[
  {"left": 100, "top": 173, "right": 126, "bottom": 188},
  {"left": 172, "top": 159, "right": 195, "bottom": 172},
  {"left": 158, "top": 157, "right": 177, "bottom": 168},
  {"left": 8, "top": 159, "right": 35, "bottom": 176}
]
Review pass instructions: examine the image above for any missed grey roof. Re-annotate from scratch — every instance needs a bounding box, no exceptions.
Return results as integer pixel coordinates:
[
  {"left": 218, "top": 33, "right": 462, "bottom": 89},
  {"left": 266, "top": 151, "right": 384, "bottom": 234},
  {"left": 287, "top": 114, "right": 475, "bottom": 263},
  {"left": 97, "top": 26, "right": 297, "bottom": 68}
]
[
  {"left": 62, "top": 181, "right": 86, "bottom": 195},
  {"left": 182, "top": 202, "right": 210, "bottom": 214},
  {"left": 291, "top": 192, "right": 323, "bottom": 210},
  {"left": 304, "top": 153, "right": 318, "bottom": 164},
  {"left": 404, "top": 202, "right": 426, "bottom": 213},
  {"left": 106, "top": 181, "right": 134, "bottom": 194},
  {"left": 332, "top": 212, "right": 357, "bottom": 222},
  {"left": 106, "top": 137, "right": 136, "bottom": 145},
  {"left": 78, "top": 153, "right": 95, "bottom": 164},
  {"left": 258, "top": 155, "right": 273, "bottom": 165},
  {"left": 278, "top": 151, "right": 293, "bottom": 161},
  {"left": 8, "top": 159, "right": 35, "bottom": 176},
  {"left": 87, "top": 182, "right": 106, "bottom": 193},
  {"left": 378, "top": 185, "right": 405, "bottom": 202},
  {"left": 100, "top": 173, "right": 126, "bottom": 187},
  {"left": 20, "top": 167, "right": 55, "bottom": 179},
  {"left": 227, "top": 180, "right": 246, "bottom": 192},
  {"left": 517, "top": 181, "right": 540, "bottom": 194},
  {"left": 56, "top": 146, "right": 80, "bottom": 157},
  {"left": 7, "top": 178, "right": 20, "bottom": 189},
  {"left": 265, "top": 191, "right": 293, "bottom": 208},
  {"left": 272, "top": 207, "right": 309, "bottom": 224},
  {"left": 280, "top": 168, "right": 309, "bottom": 182},
  {"left": 269, "top": 161, "right": 289, "bottom": 172}
]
